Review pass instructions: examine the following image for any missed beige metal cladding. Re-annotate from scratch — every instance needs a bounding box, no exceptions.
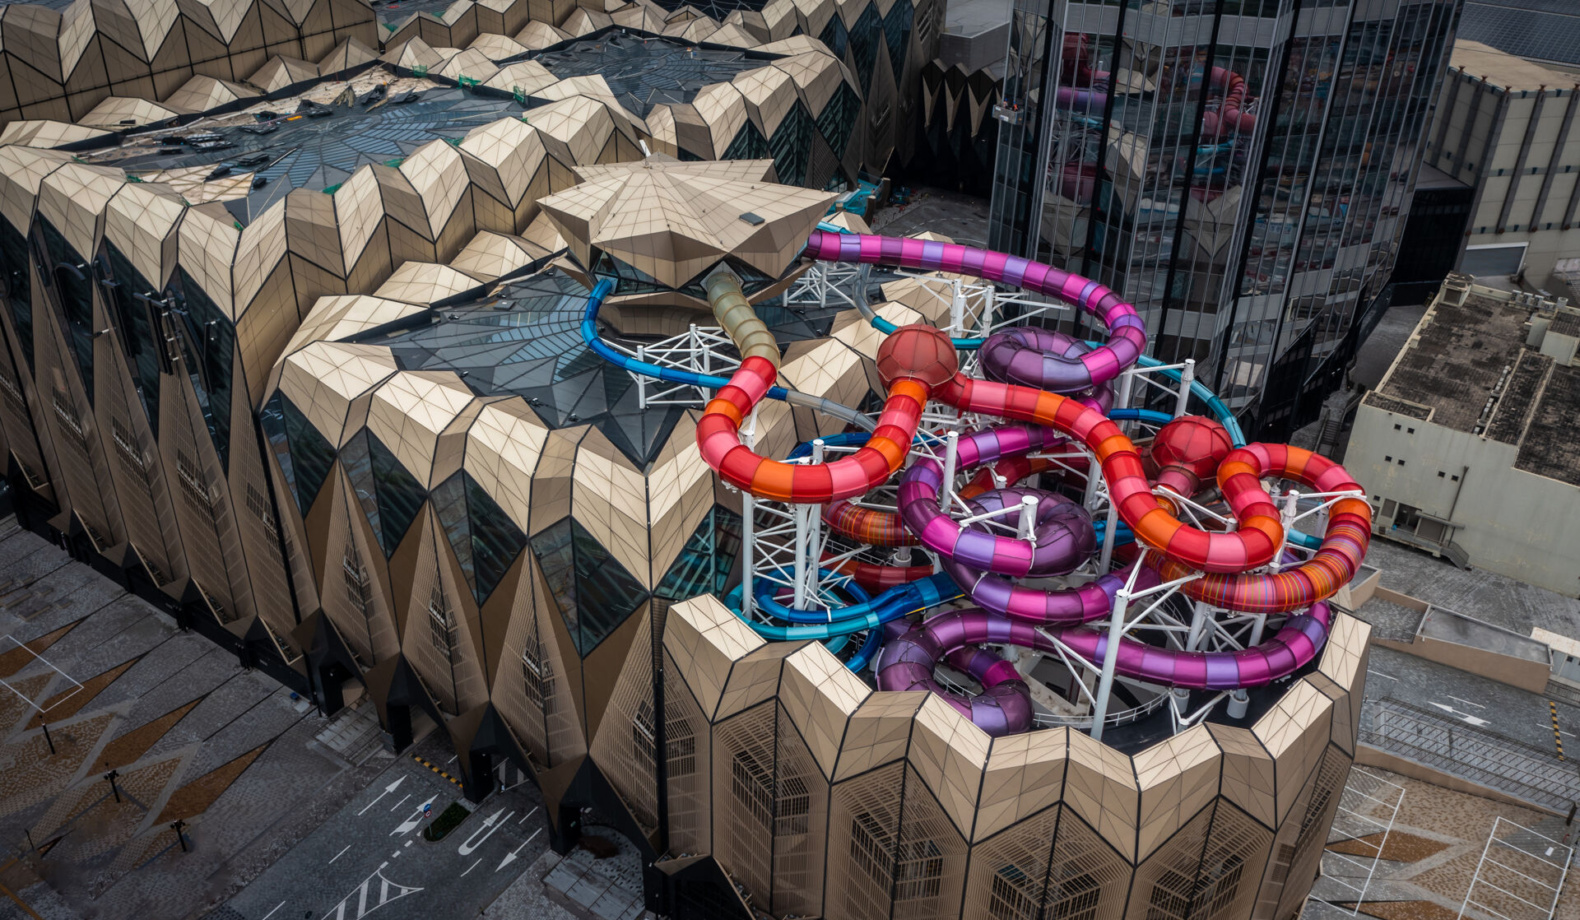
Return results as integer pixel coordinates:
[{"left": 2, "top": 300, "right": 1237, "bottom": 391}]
[
  {"left": 535, "top": 155, "right": 837, "bottom": 296},
  {"left": 652, "top": 594, "right": 1370, "bottom": 920},
  {"left": 705, "top": 267, "right": 779, "bottom": 365},
  {"left": 0, "top": 0, "right": 376, "bottom": 128}
]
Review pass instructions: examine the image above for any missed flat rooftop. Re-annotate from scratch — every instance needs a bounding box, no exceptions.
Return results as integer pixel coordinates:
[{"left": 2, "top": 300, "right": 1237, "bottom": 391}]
[
  {"left": 1449, "top": 38, "right": 1572, "bottom": 90},
  {"left": 1360, "top": 539, "right": 1580, "bottom": 640},
  {"left": 1364, "top": 280, "right": 1580, "bottom": 486}
]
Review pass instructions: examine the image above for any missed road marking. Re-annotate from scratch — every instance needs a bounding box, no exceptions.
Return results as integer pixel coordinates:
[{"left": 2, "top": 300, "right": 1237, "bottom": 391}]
[
  {"left": 457, "top": 809, "right": 512, "bottom": 855},
  {"left": 497, "top": 829, "right": 541, "bottom": 872},
  {"left": 517, "top": 806, "right": 539, "bottom": 825},
  {"left": 260, "top": 902, "right": 286, "bottom": 920},
  {"left": 461, "top": 858, "right": 481, "bottom": 877},
  {"left": 388, "top": 794, "right": 409, "bottom": 813},
  {"left": 328, "top": 845, "right": 351, "bottom": 865},
  {"left": 411, "top": 754, "right": 462, "bottom": 789},
  {"left": 1430, "top": 702, "right": 1490, "bottom": 727},
  {"left": 391, "top": 796, "right": 437, "bottom": 836},
  {"left": 446, "top": 755, "right": 457, "bottom": 765},
  {"left": 357, "top": 777, "right": 406, "bottom": 816},
  {"left": 323, "top": 861, "right": 422, "bottom": 920},
  {"left": 1447, "top": 696, "right": 1483, "bottom": 709},
  {"left": 1552, "top": 702, "right": 1566, "bottom": 761}
]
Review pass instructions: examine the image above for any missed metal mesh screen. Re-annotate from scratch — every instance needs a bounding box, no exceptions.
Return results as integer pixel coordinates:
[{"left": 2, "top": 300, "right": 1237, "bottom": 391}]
[
  {"left": 828, "top": 762, "right": 907, "bottom": 920},
  {"left": 713, "top": 701, "right": 777, "bottom": 907},
  {"left": 964, "top": 805, "right": 1061, "bottom": 920},
  {"left": 589, "top": 609, "right": 658, "bottom": 832},
  {"left": 1047, "top": 808, "right": 1131, "bottom": 920},
  {"left": 1196, "top": 801, "right": 1274, "bottom": 920},
  {"left": 1133, "top": 801, "right": 1216, "bottom": 920},
  {"left": 1272, "top": 747, "right": 1351, "bottom": 920},
  {"left": 663, "top": 649, "right": 711, "bottom": 856},
  {"left": 772, "top": 704, "right": 829, "bottom": 918},
  {"left": 897, "top": 764, "right": 970, "bottom": 919}
]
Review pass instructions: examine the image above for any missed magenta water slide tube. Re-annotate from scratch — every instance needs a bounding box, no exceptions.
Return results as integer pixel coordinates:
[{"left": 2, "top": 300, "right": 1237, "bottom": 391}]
[
  {"left": 876, "top": 602, "right": 1334, "bottom": 736},
  {"left": 978, "top": 327, "right": 1117, "bottom": 409}
]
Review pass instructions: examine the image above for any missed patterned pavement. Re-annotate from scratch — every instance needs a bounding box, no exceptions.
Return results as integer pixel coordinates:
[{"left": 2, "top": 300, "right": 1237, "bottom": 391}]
[{"left": 0, "top": 518, "right": 393, "bottom": 920}]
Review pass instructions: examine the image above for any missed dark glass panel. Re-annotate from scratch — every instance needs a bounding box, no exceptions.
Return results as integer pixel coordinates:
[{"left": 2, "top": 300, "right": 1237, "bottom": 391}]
[
  {"left": 99, "top": 241, "right": 163, "bottom": 430},
  {"left": 721, "top": 120, "right": 769, "bottom": 161},
  {"left": 768, "top": 101, "right": 814, "bottom": 188},
  {"left": 367, "top": 432, "right": 426, "bottom": 557},
  {"left": 530, "top": 516, "right": 649, "bottom": 656},
  {"left": 260, "top": 392, "right": 334, "bottom": 515},
  {"left": 36, "top": 219, "right": 97, "bottom": 404},
  {"left": 655, "top": 506, "right": 743, "bottom": 601},
  {"left": 849, "top": 5, "right": 882, "bottom": 90},
  {"left": 340, "top": 430, "right": 382, "bottom": 550},
  {"left": 816, "top": 83, "right": 861, "bottom": 160},
  {"left": 0, "top": 220, "right": 33, "bottom": 372},
  {"left": 167, "top": 268, "right": 236, "bottom": 470},
  {"left": 433, "top": 471, "right": 528, "bottom": 605},
  {"left": 883, "top": 0, "right": 913, "bottom": 80}
]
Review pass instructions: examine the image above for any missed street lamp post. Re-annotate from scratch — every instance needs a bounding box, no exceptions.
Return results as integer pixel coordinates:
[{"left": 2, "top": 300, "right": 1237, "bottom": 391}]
[{"left": 104, "top": 769, "right": 121, "bottom": 804}]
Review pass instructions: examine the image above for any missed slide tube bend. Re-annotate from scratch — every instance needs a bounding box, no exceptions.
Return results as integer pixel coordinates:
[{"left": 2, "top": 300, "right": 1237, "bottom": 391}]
[{"left": 803, "top": 230, "right": 1146, "bottom": 387}]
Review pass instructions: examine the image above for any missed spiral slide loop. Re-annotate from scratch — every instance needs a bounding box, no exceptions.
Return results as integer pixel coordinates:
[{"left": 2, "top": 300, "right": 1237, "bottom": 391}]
[{"left": 676, "top": 231, "right": 1372, "bottom": 737}]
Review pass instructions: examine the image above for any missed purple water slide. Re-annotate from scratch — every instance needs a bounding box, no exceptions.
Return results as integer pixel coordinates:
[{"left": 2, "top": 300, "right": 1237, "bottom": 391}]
[
  {"left": 898, "top": 426, "right": 1084, "bottom": 577},
  {"left": 875, "top": 603, "right": 1335, "bottom": 735},
  {"left": 803, "top": 232, "right": 1148, "bottom": 386},
  {"left": 875, "top": 611, "right": 1037, "bottom": 735},
  {"left": 978, "top": 327, "right": 1117, "bottom": 406}
]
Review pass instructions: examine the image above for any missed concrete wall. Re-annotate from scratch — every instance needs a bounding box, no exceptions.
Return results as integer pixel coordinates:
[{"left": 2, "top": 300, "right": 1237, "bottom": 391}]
[
  {"left": 1356, "top": 743, "right": 1563, "bottom": 816},
  {"left": 1348, "top": 401, "right": 1580, "bottom": 597},
  {"left": 1367, "top": 588, "right": 1551, "bottom": 693},
  {"left": 1427, "top": 61, "right": 1580, "bottom": 292}
]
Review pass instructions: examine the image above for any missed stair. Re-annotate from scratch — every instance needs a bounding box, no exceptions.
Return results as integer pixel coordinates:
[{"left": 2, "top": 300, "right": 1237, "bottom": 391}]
[{"left": 1442, "top": 541, "right": 1470, "bottom": 569}]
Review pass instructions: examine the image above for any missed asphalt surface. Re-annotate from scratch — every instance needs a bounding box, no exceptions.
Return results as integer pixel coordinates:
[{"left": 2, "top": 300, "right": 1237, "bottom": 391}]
[{"left": 218, "top": 746, "right": 551, "bottom": 920}]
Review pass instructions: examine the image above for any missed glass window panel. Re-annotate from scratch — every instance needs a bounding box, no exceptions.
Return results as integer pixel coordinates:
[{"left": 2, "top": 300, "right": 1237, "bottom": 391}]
[
  {"left": 260, "top": 392, "right": 334, "bottom": 515},
  {"left": 1, "top": 220, "right": 33, "bottom": 373},
  {"left": 167, "top": 268, "right": 236, "bottom": 471},
  {"left": 529, "top": 516, "right": 649, "bottom": 656},
  {"left": 655, "top": 506, "right": 742, "bottom": 601},
  {"left": 35, "top": 219, "right": 97, "bottom": 405}
]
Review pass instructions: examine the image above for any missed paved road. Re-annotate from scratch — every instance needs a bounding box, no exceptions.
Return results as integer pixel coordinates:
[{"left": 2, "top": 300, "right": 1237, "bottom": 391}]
[
  {"left": 220, "top": 747, "right": 551, "bottom": 920},
  {"left": 1365, "top": 645, "right": 1580, "bottom": 755}
]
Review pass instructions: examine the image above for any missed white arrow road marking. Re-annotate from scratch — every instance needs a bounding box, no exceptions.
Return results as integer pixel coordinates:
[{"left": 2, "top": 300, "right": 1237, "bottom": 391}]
[
  {"left": 391, "top": 796, "right": 437, "bottom": 836},
  {"left": 496, "top": 828, "right": 541, "bottom": 872},
  {"left": 1430, "top": 702, "right": 1491, "bottom": 727},
  {"left": 456, "top": 809, "right": 512, "bottom": 855},
  {"left": 358, "top": 776, "right": 405, "bottom": 816}
]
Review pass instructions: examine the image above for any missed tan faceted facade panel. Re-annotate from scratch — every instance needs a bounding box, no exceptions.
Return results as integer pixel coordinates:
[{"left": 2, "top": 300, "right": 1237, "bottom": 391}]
[
  {"left": 0, "top": 0, "right": 376, "bottom": 128},
  {"left": 649, "top": 598, "right": 1372, "bottom": 920},
  {"left": 537, "top": 156, "right": 836, "bottom": 300}
]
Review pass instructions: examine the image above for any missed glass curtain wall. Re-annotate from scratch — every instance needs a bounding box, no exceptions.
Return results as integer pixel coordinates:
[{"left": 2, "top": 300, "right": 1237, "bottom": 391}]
[{"left": 989, "top": 0, "right": 1461, "bottom": 432}]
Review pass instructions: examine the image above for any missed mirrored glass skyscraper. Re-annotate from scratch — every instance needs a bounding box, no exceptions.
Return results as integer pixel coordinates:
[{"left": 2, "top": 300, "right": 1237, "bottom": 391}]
[{"left": 988, "top": 0, "right": 1462, "bottom": 435}]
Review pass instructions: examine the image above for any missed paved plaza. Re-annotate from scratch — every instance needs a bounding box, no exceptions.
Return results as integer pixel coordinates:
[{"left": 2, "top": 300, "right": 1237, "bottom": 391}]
[{"left": 0, "top": 518, "right": 565, "bottom": 920}]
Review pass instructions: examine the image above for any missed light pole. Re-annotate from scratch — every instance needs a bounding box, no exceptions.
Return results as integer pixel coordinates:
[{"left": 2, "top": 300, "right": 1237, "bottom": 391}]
[{"left": 104, "top": 769, "right": 121, "bottom": 804}]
